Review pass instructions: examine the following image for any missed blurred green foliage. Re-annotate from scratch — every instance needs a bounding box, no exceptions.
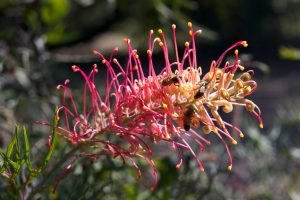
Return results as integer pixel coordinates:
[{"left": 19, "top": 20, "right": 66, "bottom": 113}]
[
  {"left": 41, "top": 0, "right": 69, "bottom": 24},
  {"left": 0, "top": 108, "right": 58, "bottom": 199},
  {"left": 279, "top": 46, "right": 300, "bottom": 60},
  {"left": 26, "top": 0, "right": 78, "bottom": 45}
]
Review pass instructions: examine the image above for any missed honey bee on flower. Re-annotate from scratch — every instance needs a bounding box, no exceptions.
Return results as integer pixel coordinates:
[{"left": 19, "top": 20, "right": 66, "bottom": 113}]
[
  {"left": 161, "top": 75, "right": 181, "bottom": 86},
  {"left": 46, "top": 22, "right": 263, "bottom": 190}
]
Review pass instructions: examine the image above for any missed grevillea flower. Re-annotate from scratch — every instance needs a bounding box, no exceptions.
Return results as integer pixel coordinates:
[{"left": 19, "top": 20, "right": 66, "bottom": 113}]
[{"left": 46, "top": 22, "right": 263, "bottom": 190}]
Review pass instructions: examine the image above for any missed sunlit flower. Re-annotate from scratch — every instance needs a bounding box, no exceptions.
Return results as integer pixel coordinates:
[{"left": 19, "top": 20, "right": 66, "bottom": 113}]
[{"left": 47, "top": 22, "right": 263, "bottom": 190}]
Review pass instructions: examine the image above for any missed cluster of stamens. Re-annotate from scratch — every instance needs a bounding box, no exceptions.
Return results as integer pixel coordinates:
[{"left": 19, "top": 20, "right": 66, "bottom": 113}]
[{"left": 45, "top": 22, "right": 263, "bottom": 190}]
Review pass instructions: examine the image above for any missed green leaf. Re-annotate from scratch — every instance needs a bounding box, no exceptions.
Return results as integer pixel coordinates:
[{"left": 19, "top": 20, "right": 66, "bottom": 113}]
[
  {"left": 23, "top": 126, "right": 33, "bottom": 172},
  {"left": 0, "top": 149, "right": 7, "bottom": 173},
  {"left": 15, "top": 126, "right": 21, "bottom": 161},
  {"left": 6, "top": 159, "right": 18, "bottom": 171},
  {"left": 0, "top": 148, "right": 5, "bottom": 159},
  {"left": 6, "top": 127, "right": 17, "bottom": 159}
]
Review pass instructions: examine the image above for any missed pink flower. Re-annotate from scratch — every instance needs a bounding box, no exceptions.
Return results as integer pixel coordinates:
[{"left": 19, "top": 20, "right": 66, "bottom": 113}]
[{"left": 50, "top": 22, "right": 263, "bottom": 190}]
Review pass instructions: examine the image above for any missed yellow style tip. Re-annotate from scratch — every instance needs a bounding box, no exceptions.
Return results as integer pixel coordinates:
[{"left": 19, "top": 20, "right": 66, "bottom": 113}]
[
  {"left": 239, "top": 66, "right": 245, "bottom": 71},
  {"left": 212, "top": 127, "right": 218, "bottom": 134},
  {"left": 259, "top": 123, "right": 264, "bottom": 129},
  {"left": 228, "top": 165, "right": 232, "bottom": 171},
  {"left": 242, "top": 41, "right": 248, "bottom": 47}
]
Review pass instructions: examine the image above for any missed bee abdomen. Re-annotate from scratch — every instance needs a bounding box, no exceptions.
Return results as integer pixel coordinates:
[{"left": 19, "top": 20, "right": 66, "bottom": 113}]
[{"left": 184, "top": 123, "right": 191, "bottom": 131}]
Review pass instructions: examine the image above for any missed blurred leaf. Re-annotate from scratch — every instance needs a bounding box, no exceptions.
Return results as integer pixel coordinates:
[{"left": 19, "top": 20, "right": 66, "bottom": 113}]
[
  {"left": 23, "top": 126, "right": 34, "bottom": 172},
  {"left": 45, "top": 23, "right": 79, "bottom": 45},
  {"left": 279, "top": 46, "right": 300, "bottom": 60},
  {"left": 14, "top": 126, "right": 21, "bottom": 161},
  {"left": 6, "top": 128, "right": 17, "bottom": 159},
  {"left": 41, "top": 0, "right": 70, "bottom": 24}
]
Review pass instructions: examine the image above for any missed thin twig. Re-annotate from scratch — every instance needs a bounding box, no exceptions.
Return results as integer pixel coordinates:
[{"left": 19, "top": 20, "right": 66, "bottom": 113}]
[{"left": 27, "top": 144, "right": 83, "bottom": 199}]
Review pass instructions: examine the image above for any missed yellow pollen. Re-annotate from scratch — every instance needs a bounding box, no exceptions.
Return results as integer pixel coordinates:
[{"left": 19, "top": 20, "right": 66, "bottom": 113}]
[
  {"left": 243, "top": 85, "right": 252, "bottom": 94},
  {"left": 188, "top": 21, "right": 192, "bottom": 28},
  {"left": 202, "top": 125, "right": 211, "bottom": 134},
  {"left": 231, "top": 140, "right": 238, "bottom": 145},
  {"left": 212, "top": 127, "right": 218, "bottom": 134},
  {"left": 242, "top": 72, "right": 251, "bottom": 81},
  {"left": 158, "top": 29, "right": 163, "bottom": 34},
  {"left": 242, "top": 41, "right": 248, "bottom": 47},
  {"left": 228, "top": 165, "right": 232, "bottom": 171},
  {"left": 235, "top": 49, "right": 239, "bottom": 55},
  {"left": 197, "top": 105, "right": 204, "bottom": 113},
  {"left": 135, "top": 54, "right": 139, "bottom": 59},
  {"left": 172, "top": 24, "right": 176, "bottom": 29},
  {"left": 259, "top": 123, "right": 264, "bottom": 129},
  {"left": 236, "top": 79, "right": 244, "bottom": 88},
  {"left": 216, "top": 69, "right": 223, "bottom": 78},
  {"left": 239, "top": 66, "right": 245, "bottom": 71},
  {"left": 159, "top": 41, "right": 164, "bottom": 46},
  {"left": 162, "top": 104, "right": 168, "bottom": 109},
  {"left": 214, "top": 83, "right": 219, "bottom": 90},
  {"left": 189, "top": 30, "right": 193, "bottom": 36},
  {"left": 223, "top": 104, "right": 233, "bottom": 113},
  {"left": 221, "top": 90, "right": 230, "bottom": 100},
  {"left": 147, "top": 49, "right": 151, "bottom": 55},
  {"left": 178, "top": 85, "right": 184, "bottom": 91},
  {"left": 239, "top": 132, "right": 245, "bottom": 138},
  {"left": 185, "top": 41, "right": 189, "bottom": 47}
]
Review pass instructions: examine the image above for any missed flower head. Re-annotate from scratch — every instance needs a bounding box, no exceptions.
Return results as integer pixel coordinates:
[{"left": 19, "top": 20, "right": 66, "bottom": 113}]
[{"left": 49, "top": 22, "right": 263, "bottom": 190}]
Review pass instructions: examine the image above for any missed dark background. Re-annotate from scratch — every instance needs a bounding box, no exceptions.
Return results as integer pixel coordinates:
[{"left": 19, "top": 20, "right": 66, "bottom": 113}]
[{"left": 1, "top": 0, "right": 300, "bottom": 199}]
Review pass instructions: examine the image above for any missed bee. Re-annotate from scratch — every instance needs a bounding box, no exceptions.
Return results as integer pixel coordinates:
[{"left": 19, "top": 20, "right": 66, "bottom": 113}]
[
  {"left": 183, "top": 106, "right": 195, "bottom": 131},
  {"left": 161, "top": 75, "right": 180, "bottom": 86},
  {"left": 194, "top": 80, "right": 209, "bottom": 99}
]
